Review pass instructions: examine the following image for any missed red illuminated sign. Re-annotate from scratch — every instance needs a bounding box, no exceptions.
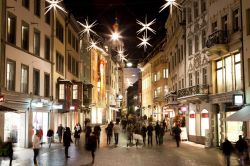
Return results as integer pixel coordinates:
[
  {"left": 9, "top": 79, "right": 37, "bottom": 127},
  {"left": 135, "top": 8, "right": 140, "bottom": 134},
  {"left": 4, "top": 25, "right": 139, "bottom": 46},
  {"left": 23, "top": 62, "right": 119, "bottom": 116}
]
[
  {"left": 202, "top": 113, "right": 209, "bottom": 118},
  {"left": 190, "top": 114, "right": 195, "bottom": 118},
  {"left": 0, "top": 95, "right": 4, "bottom": 102}
]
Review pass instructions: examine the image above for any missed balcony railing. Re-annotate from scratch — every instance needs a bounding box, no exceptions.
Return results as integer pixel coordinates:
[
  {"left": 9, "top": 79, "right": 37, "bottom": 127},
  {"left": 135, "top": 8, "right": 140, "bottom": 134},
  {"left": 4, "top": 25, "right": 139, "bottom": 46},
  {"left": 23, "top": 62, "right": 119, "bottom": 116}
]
[
  {"left": 177, "top": 85, "right": 209, "bottom": 98},
  {"left": 206, "top": 30, "right": 228, "bottom": 48}
]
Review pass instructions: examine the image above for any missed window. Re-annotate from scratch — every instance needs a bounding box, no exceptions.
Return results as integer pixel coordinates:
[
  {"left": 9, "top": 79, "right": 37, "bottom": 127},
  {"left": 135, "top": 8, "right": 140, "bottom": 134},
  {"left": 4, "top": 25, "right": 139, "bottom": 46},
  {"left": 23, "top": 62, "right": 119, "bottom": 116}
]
[
  {"left": 163, "top": 69, "right": 168, "bottom": 78},
  {"left": 7, "top": 13, "right": 16, "bottom": 44},
  {"left": 216, "top": 60, "right": 224, "bottom": 93},
  {"left": 21, "top": 65, "right": 28, "bottom": 93},
  {"left": 154, "top": 74, "right": 157, "bottom": 82},
  {"left": 222, "top": 15, "right": 228, "bottom": 32},
  {"left": 193, "top": 1, "right": 199, "bottom": 19},
  {"left": 56, "top": 52, "right": 64, "bottom": 74},
  {"left": 225, "top": 56, "right": 233, "bottom": 91},
  {"left": 188, "top": 39, "right": 192, "bottom": 56},
  {"left": 195, "top": 35, "right": 199, "bottom": 52},
  {"left": 187, "top": 7, "right": 192, "bottom": 23},
  {"left": 56, "top": 19, "right": 64, "bottom": 43},
  {"left": 68, "top": 29, "right": 71, "bottom": 44},
  {"left": 45, "top": 36, "right": 50, "bottom": 61},
  {"left": 34, "top": 29, "right": 40, "bottom": 56},
  {"left": 233, "top": 9, "right": 239, "bottom": 32},
  {"left": 195, "top": 71, "right": 199, "bottom": 85},
  {"left": 68, "top": 54, "right": 72, "bottom": 72},
  {"left": 246, "top": 9, "right": 250, "bottom": 35},
  {"left": 44, "top": 73, "right": 50, "bottom": 97},
  {"left": 21, "top": 21, "right": 29, "bottom": 51},
  {"left": 33, "top": 69, "right": 40, "bottom": 96},
  {"left": 72, "top": 35, "right": 76, "bottom": 50},
  {"left": 202, "top": 68, "right": 207, "bottom": 85},
  {"left": 76, "top": 39, "right": 79, "bottom": 52},
  {"left": 201, "top": 30, "right": 206, "bottom": 49},
  {"left": 45, "top": 1, "right": 51, "bottom": 24},
  {"left": 212, "top": 21, "right": 217, "bottom": 32},
  {"left": 22, "top": 0, "right": 29, "bottom": 9},
  {"left": 235, "top": 53, "right": 242, "bottom": 90},
  {"left": 201, "top": 0, "right": 206, "bottom": 12},
  {"left": 181, "top": 45, "right": 184, "bottom": 60},
  {"left": 34, "top": 0, "right": 40, "bottom": 17},
  {"left": 7, "top": 60, "right": 15, "bottom": 91},
  {"left": 59, "top": 84, "right": 65, "bottom": 99},
  {"left": 182, "top": 79, "right": 184, "bottom": 88},
  {"left": 73, "top": 85, "right": 78, "bottom": 99},
  {"left": 189, "top": 73, "right": 192, "bottom": 87},
  {"left": 177, "top": 48, "right": 180, "bottom": 63}
]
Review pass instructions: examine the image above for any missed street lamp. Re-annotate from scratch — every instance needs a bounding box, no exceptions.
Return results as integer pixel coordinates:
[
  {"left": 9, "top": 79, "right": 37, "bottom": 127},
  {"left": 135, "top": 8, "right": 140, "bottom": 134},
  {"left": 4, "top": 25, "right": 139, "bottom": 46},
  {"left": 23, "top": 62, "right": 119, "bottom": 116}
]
[
  {"left": 111, "top": 31, "right": 121, "bottom": 41},
  {"left": 126, "top": 62, "right": 133, "bottom": 67}
]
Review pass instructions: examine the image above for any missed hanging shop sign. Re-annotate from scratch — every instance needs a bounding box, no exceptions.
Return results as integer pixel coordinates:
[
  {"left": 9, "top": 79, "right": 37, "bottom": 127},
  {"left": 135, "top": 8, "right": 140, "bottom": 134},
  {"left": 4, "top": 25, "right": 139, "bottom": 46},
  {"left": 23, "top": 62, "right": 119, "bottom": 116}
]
[
  {"left": 233, "top": 94, "right": 243, "bottom": 106},
  {"left": 190, "top": 114, "right": 195, "bottom": 118},
  {"left": 181, "top": 106, "right": 188, "bottom": 112}
]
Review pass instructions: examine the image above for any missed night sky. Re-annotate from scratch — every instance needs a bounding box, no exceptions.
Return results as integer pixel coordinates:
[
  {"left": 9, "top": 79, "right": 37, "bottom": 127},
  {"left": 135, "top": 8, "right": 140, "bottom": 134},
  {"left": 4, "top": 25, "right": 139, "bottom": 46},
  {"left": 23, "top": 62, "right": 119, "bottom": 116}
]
[{"left": 64, "top": 0, "right": 169, "bottom": 62}]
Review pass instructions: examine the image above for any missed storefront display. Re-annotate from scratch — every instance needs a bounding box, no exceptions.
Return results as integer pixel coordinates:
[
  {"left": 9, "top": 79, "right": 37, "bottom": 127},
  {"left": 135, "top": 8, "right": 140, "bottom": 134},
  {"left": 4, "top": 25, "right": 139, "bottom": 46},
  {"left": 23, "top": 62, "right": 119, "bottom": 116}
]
[
  {"left": 189, "top": 110, "right": 196, "bottom": 135},
  {"left": 33, "top": 112, "right": 49, "bottom": 142},
  {"left": 226, "top": 112, "right": 243, "bottom": 142},
  {"left": 201, "top": 109, "right": 209, "bottom": 136}
]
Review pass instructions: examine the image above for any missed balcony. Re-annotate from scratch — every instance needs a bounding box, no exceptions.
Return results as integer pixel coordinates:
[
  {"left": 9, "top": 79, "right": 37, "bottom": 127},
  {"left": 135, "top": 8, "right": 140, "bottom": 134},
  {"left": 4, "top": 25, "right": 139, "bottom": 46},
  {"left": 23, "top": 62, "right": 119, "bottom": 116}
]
[
  {"left": 177, "top": 85, "right": 209, "bottom": 102},
  {"left": 206, "top": 30, "right": 229, "bottom": 59}
]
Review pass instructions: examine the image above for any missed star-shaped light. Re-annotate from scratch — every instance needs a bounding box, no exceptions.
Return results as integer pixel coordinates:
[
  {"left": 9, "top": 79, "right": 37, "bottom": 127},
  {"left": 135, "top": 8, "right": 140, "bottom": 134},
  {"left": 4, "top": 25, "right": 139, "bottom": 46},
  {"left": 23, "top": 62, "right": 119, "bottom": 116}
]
[
  {"left": 136, "top": 16, "right": 156, "bottom": 35},
  {"left": 78, "top": 19, "right": 98, "bottom": 39},
  {"left": 87, "top": 39, "right": 99, "bottom": 51},
  {"left": 159, "top": 0, "right": 182, "bottom": 16},
  {"left": 44, "top": 0, "right": 67, "bottom": 15},
  {"left": 137, "top": 34, "right": 152, "bottom": 51}
]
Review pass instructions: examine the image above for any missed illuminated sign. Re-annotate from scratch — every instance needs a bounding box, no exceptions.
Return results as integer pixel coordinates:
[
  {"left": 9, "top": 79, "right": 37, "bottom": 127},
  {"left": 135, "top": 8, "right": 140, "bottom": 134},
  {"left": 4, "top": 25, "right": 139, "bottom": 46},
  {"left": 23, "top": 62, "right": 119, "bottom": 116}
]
[
  {"left": 0, "top": 95, "right": 4, "bottom": 102},
  {"left": 201, "top": 113, "right": 209, "bottom": 118},
  {"left": 70, "top": 106, "right": 75, "bottom": 110},
  {"left": 233, "top": 94, "right": 243, "bottom": 106},
  {"left": 190, "top": 114, "right": 195, "bottom": 118},
  {"left": 181, "top": 106, "right": 188, "bottom": 112},
  {"left": 52, "top": 105, "right": 63, "bottom": 109}
]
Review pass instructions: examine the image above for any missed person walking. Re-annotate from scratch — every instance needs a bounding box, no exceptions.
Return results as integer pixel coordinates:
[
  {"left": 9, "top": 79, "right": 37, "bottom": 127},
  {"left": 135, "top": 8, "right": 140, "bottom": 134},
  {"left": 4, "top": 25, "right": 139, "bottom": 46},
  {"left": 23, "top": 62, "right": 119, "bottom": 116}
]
[
  {"left": 85, "top": 123, "right": 92, "bottom": 145},
  {"left": 172, "top": 124, "right": 182, "bottom": 147},
  {"left": 222, "top": 138, "right": 234, "bottom": 166},
  {"left": 63, "top": 127, "right": 73, "bottom": 158},
  {"left": 32, "top": 130, "right": 40, "bottom": 166},
  {"left": 147, "top": 123, "right": 154, "bottom": 146},
  {"left": 94, "top": 124, "right": 101, "bottom": 147},
  {"left": 106, "top": 122, "right": 113, "bottom": 145},
  {"left": 113, "top": 121, "right": 121, "bottom": 145},
  {"left": 38, "top": 127, "right": 43, "bottom": 146},
  {"left": 74, "top": 123, "right": 81, "bottom": 145},
  {"left": 47, "top": 129, "right": 54, "bottom": 148},
  {"left": 127, "top": 124, "right": 134, "bottom": 144},
  {"left": 159, "top": 123, "right": 165, "bottom": 145},
  {"left": 235, "top": 135, "right": 248, "bottom": 166},
  {"left": 57, "top": 124, "right": 64, "bottom": 143},
  {"left": 155, "top": 122, "right": 160, "bottom": 145},
  {"left": 86, "top": 132, "right": 97, "bottom": 164},
  {"left": 141, "top": 124, "right": 147, "bottom": 145}
]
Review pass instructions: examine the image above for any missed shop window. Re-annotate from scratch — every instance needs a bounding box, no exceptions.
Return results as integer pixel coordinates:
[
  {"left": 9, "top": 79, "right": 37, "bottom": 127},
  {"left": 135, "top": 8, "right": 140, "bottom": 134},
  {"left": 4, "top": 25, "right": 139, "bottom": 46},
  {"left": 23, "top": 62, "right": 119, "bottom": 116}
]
[
  {"left": 7, "top": 13, "right": 16, "bottom": 45},
  {"left": 59, "top": 84, "right": 65, "bottom": 99},
  {"left": 21, "top": 21, "right": 29, "bottom": 51},
  {"left": 189, "top": 111, "right": 196, "bottom": 135},
  {"left": 201, "top": 109, "right": 209, "bottom": 136},
  {"left": 7, "top": 60, "right": 16, "bottom": 91},
  {"left": 73, "top": 85, "right": 78, "bottom": 99},
  {"left": 33, "top": 69, "right": 40, "bottom": 96},
  {"left": 21, "top": 65, "right": 29, "bottom": 94}
]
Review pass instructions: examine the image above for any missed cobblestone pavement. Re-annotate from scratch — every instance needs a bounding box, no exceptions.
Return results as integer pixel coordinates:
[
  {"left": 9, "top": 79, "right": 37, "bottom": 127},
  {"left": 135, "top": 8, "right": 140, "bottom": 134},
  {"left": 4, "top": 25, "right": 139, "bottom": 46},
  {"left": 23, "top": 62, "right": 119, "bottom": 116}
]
[{"left": 0, "top": 126, "right": 247, "bottom": 166}]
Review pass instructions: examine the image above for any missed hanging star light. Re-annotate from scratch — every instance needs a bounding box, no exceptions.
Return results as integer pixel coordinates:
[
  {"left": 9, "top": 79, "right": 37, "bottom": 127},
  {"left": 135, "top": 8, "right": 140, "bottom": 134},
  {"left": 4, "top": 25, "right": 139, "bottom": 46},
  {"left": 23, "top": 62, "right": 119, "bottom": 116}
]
[
  {"left": 119, "top": 54, "right": 128, "bottom": 63},
  {"left": 137, "top": 34, "right": 152, "bottom": 51},
  {"left": 136, "top": 16, "right": 156, "bottom": 35},
  {"left": 159, "top": 0, "right": 182, "bottom": 16},
  {"left": 44, "top": 0, "right": 67, "bottom": 15},
  {"left": 77, "top": 19, "right": 98, "bottom": 39},
  {"left": 87, "top": 39, "right": 99, "bottom": 51}
]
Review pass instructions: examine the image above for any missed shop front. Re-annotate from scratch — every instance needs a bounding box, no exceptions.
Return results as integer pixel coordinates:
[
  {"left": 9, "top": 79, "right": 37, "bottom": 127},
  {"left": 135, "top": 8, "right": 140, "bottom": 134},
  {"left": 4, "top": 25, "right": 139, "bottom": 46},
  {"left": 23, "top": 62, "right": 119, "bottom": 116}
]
[
  {"left": 32, "top": 111, "right": 49, "bottom": 143},
  {"left": 91, "top": 107, "right": 103, "bottom": 124}
]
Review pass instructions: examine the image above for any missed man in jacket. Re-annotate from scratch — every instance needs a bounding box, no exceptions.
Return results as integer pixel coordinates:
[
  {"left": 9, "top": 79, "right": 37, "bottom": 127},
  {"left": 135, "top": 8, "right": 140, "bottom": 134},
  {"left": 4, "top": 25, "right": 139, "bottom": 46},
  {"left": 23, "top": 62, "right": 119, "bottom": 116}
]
[
  {"left": 113, "top": 122, "right": 121, "bottom": 145},
  {"left": 147, "top": 123, "right": 154, "bottom": 146},
  {"left": 63, "top": 127, "right": 73, "bottom": 158},
  {"left": 222, "top": 138, "right": 234, "bottom": 166},
  {"left": 57, "top": 124, "right": 64, "bottom": 143}
]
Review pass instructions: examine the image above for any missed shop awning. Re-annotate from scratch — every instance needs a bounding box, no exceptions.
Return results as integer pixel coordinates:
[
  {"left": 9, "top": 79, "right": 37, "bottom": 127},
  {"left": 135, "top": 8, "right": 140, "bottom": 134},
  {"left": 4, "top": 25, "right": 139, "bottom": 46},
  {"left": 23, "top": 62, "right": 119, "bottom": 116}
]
[
  {"left": 226, "top": 106, "right": 250, "bottom": 121},
  {"left": 0, "top": 105, "right": 17, "bottom": 112}
]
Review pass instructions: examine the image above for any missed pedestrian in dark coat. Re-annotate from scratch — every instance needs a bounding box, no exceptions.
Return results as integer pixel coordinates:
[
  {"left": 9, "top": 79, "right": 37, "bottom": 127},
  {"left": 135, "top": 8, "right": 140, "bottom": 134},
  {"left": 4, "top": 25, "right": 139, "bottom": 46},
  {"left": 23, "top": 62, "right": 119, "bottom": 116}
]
[
  {"left": 86, "top": 132, "right": 97, "bottom": 164},
  {"left": 47, "top": 129, "right": 54, "bottom": 148},
  {"left": 172, "top": 125, "right": 182, "bottom": 147},
  {"left": 155, "top": 122, "right": 161, "bottom": 145},
  {"left": 63, "top": 127, "right": 73, "bottom": 158},
  {"left": 57, "top": 124, "right": 64, "bottom": 143},
  {"left": 74, "top": 123, "right": 81, "bottom": 145},
  {"left": 159, "top": 123, "right": 165, "bottom": 145},
  {"left": 222, "top": 138, "right": 234, "bottom": 166},
  {"left": 94, "top": 124, "right": 101, "bottom": 146},
  {"left": 141, "top": 124, "right": 147, "bottom": 145},
  {"left": 106, "top": 123, "right": 113, "bottom": 144},
  {"left": 85, "top": 124, "right": 92, "bottom": 145},
  {"left": 147, "top": 123, "right": 154, "bottom": 145},
  {"left": 235, "top": 135, "right": 248, "bottom": 166}
]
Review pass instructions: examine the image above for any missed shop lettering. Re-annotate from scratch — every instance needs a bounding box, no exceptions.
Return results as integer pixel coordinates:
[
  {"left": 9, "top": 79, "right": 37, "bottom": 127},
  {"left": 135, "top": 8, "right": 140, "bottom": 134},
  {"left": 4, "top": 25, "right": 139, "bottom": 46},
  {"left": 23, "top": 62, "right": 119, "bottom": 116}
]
[
  {"left": 190, "top": 114, "right": 195, "bottom": 118},
  {"left": 202, "top": 113, "right": 209, "bottom": 118}
]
